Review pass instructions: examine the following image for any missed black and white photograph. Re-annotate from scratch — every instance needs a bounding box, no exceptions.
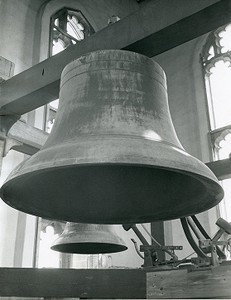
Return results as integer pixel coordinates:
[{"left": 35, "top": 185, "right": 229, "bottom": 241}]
[{"left": 0, "top": 0, "right": 231, "bottom": 299}]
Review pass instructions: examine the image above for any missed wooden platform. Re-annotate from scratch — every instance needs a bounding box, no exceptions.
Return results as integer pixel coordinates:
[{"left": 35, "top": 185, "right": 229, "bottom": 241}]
[
  {"left": 147, "top": 261, "right": 231, "bottom": 298},
  {"left": 0, "top": 262, "right": 231, "bottom": 298}
]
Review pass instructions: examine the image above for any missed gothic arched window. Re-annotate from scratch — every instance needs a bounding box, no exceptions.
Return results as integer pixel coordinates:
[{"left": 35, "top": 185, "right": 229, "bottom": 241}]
[
  {"left": 202, "top": 23, "right": 231, "bottom": 221},
  {"left": 50, "top": 7, "right": 95, "bottom": 56}
]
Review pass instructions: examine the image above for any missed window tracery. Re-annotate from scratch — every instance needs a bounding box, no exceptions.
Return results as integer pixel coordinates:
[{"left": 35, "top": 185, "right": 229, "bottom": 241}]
[
  {"left": 50, "top": 7, "right": 94, "bottom": 56},
  {"left": 202, "top": 23, "right": 231, "bottom": 222}
]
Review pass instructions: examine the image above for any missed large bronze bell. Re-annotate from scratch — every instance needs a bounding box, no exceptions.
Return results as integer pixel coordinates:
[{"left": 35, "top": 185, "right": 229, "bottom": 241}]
[
  {"left": 0, "top": 50, "right": 223, "bottom": 223},
  {"left": 51, "top": 223, "right": 127, "bottom": 254}
]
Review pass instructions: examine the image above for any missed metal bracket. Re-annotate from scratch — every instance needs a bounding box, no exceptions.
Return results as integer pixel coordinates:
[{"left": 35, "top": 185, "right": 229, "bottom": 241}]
[
  {"left": 199, "top": 238, "right": 231, "bottom": 267},
  {"left": 140, "top": 245, "right": 183, "bottom": 251},
  {"left": 140, "top": 245, "right": 182, "bottom": 268}
]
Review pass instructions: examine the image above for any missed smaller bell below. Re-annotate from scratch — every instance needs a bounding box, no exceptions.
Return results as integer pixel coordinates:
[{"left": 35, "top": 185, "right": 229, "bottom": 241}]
[{"left": 51, "top": 223, "right": 128, "bottom": 254}]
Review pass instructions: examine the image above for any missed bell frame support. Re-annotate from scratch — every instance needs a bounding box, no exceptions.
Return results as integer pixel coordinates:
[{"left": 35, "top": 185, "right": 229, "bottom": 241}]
[{"left": 1, "top": 262, "right": 231, "bottom": 298}]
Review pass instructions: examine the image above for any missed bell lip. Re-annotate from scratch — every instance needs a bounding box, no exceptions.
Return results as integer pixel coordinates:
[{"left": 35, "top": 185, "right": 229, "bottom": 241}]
[
  {"left": 50, "top": 242, "right": 128, "bottom": 254},
  {"left": 4, "top": 160, "right": 224, "bottom": 188},
  {"left": 2, "top": 154, "right": 221, "bottom": 188},
  {"left": 0, "top": 162, "right": 224, "bottom": 224},
  {"left": 50, "top": 238, "right": 128, "bottom": 254},
  {"left": 50, "top": 224, "right": 128, "bottom": 254}
]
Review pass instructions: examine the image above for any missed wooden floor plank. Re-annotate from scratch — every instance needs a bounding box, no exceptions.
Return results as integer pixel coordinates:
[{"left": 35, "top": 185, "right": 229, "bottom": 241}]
[
  {"left": 0, "top": 268, "right": 146, "bottom": 299},
  {"left": 147, "top": 261, "right": 231, "bottom": 298}
]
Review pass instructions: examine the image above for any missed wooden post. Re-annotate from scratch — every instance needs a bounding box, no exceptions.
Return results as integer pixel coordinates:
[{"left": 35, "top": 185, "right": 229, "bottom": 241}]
[{"left": 151, "top": 221, "right": 165, "bottom": 262}]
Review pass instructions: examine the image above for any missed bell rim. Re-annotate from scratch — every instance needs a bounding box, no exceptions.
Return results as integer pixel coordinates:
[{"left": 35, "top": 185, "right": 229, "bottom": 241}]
[
  {"left": 0, "top": 162, "right": 224, "bottom": 224},
  {"left": 3, "top": 133, "right": 220, "bottom": 182},
  {"left": 50, "top": 242, "right": 128, "bottom": 254},
  {"left": 2, "top": 160, "right": 221, "bottom": 185}
]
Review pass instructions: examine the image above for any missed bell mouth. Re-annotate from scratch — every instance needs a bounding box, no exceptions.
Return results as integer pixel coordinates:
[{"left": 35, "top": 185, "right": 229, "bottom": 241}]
[
  {"left": 51, "top": 242, "right": 128, "bottom": 254},
  {"left": 0, "top": 164, "right": 224, "bottom": 224}
]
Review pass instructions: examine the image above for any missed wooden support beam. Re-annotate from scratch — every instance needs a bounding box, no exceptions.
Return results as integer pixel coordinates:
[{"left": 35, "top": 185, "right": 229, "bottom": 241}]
[
  {"left": 7, "top": 120, "right": 48, "bottom": 155},
  {"left": 206, "top": 159, "right": 231, "bottom": 180},
  {"left": 151, "top": 221, "right": 165, "bottom": 261},
  {"left": 1, "top": 262, "right": 231, "bottom": 298},
  {"left": 1, "top": 0, "right": 230, "bottom": 116},
  {"left": 0, "top": 268, "right": 146, "bottom": 298},
  {"left": 124, "top": 0, "right": 231, "bottom": 56}
]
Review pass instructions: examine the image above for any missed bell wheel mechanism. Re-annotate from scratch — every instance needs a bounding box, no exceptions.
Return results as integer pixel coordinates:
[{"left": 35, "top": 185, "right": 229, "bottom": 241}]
[
  {"left": 124, "top": 216, "right": 231, "bottom": 270},
  {"left": 0, "top": 49, "right": 224, "bottom": 224}
]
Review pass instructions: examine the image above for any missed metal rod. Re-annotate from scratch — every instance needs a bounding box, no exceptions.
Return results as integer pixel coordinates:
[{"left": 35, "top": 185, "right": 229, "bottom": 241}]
[
  {"left": 140, "top": 224, "right": 161, "bottom": 246},
  {"left": 180, "top": 217, "right": 207, "bottom": 258},
  {"left": 131, "top": 225, "right": 150, "bottom": 246},
  {"left": 187, "top": 217, "right": 204, "bottom": 240},
  {"left": 140, "top": 224, "right": 177, "bottom": 259},
  {"left": 131, "top": 238, "right": 144, "bottom": 259}
]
